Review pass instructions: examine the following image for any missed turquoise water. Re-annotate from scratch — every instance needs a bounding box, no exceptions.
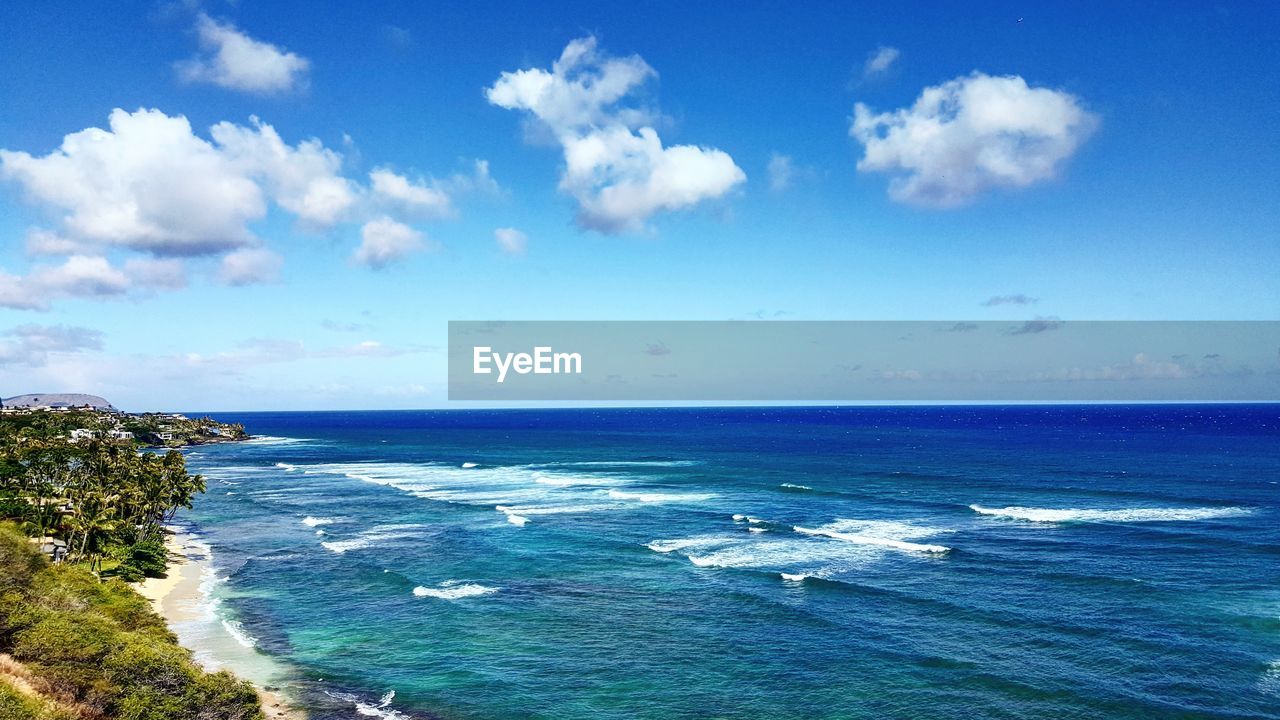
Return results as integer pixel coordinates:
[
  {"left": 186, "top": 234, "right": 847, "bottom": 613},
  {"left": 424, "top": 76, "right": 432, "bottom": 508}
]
[{"left": 179, "top": 406, "right": 1280, "bottom": 719}]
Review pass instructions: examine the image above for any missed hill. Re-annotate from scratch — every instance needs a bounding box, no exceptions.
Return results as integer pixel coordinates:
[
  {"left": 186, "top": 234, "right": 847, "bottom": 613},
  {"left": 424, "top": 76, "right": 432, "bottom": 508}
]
[{"left": 1, "top": 395, "right": 114, "bottom": 410}]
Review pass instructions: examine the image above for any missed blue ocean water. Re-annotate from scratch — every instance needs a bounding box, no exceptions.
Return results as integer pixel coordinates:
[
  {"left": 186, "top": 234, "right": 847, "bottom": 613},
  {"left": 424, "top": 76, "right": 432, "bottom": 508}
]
[{"left": 179, "top": 406, "right": 1280, "bottom": 719}]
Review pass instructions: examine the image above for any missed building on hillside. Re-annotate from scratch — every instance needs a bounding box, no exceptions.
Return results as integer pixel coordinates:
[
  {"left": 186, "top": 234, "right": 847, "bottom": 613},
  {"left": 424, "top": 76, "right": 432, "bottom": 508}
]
[
  {"left": 70, "top": 428, "right": 98, "bottom": 441},
  {"left": 107, "top": 429, "right": 134, "bottom": 440}
]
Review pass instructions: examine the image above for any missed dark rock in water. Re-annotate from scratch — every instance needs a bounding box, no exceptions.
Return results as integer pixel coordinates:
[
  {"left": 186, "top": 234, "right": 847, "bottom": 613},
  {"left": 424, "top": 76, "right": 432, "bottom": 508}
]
[{"left": 2, "top": 393, "right": 114, "bottom": 410}]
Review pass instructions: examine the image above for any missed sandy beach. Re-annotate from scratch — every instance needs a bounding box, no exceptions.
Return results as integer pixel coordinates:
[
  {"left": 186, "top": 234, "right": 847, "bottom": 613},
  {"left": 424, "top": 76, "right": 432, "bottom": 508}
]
[{"left": 137, "top": 530, "right": 307, "bottom": 720}]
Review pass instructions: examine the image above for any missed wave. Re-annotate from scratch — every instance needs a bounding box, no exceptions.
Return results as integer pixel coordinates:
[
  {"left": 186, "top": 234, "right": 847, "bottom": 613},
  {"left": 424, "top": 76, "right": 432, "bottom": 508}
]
[
  {"left": 326, "top": 690, "right": 414, "bottom": 720},
  {"left": 969, "top": 504, "right": 1253, "bottom": 524},
  {"left": 793, "top": 525, "right": 951, "bottom": 554},
  {"left": 606, "top": 489, "right": 715, "bottom": 503},
  {"left": 274, "top": 462, "right": 298, "bottom": 472},
  {"left": 244, "top": 435, "right": 310, "bottom": 446},
  {"left": 412, "top": 581, "right": 499, "bottom": 600},
  {"left": 461, "top": 462, "right": 478, "bottom": 468},
  {"left": 320, "top": 524, "right": 426, "bottom": 554},
  {"left": 301, "top": 516, "right": 337, "bottom": 527},
  {"left": 219, "top": 618, "right": 259, "bottom": 649},
  {"left": 779, "top": 483, "right": 813, "bottom": 491},
  {"left": 534, "top": 460, "right": 699, "bottom": 468},
  {"left": 780, "top": 572, "right": 809, "bottom": 582}
]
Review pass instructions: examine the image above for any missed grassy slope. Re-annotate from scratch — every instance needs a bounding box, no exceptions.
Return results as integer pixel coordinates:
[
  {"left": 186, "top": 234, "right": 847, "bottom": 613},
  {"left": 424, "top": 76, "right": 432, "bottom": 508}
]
[{"left": 0, "top": 525, "right": 262, "bottom": 720}]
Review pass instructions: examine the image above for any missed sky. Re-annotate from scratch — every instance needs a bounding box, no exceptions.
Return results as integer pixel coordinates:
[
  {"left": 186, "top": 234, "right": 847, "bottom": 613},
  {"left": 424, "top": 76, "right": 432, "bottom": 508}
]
[{"left": 0, "top": 1, "right": 1277, "bottom": 411}]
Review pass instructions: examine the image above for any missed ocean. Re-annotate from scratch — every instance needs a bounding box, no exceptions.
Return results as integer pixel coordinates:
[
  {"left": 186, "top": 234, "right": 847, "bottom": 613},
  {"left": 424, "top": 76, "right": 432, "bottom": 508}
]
[{"left": 175, "top": 406, "right": 1280, "bottom": 719}]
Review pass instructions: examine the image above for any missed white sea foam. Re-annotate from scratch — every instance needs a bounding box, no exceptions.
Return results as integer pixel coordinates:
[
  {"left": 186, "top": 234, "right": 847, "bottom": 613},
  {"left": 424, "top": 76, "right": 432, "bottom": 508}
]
[
  {"left": 275, "top": 462, "right": 297, "bottom": 472},
  {"left": 461, "top": 462, "right": 478, "bottom": 468},
  {"left": 779, "top": 483, "right": 813, "bottom": 491},
  {"left": 748, "top": 527, "right": 766, "bottom": 533},
  {"left": 607, "top": 489, "right": 715, "bottom": 503},
  {"left": 321, "top": 524, "right": 426, "bottom": 554},
  {"left": 780, "top": 572, "right": 809, "bottom": 582},
  {"left": 536, "top": 460, "right": 699, "bottom": 468},
  {"left": 245, "top": 435, "right": 310, "bottom": 446},
  {"left": 969, "top": 504, "right": 1252, "bottom": 523},
  {"left": 220, "top": 618, "right": 259, "bottom": 648},
  {"left": 326, "top": 690, "right": 413, "bottom": 719},
  {"left": 413, "top": 581, "right": 499, "bottom": 600},
  {"left": 302, "top": 516, "right": 336, "bottom": 527},
  {"left": 794, "top": 525, "right": 950, "bottom": 554},
  {"left": 1260, "top": 659, "right": 1280, "bottom": 696},
  {"left": 505, "top": 513, "right": 530, "bottom": 526}
]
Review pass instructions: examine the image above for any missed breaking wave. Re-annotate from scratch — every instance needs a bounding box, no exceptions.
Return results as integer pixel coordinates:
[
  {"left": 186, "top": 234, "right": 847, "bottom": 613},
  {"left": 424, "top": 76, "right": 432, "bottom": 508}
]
[
  {"left": 412, "top": 581, "right": 499, "bottom": 600},
  {"left": 969, "top": 504, "right": 1252, "bottom": 523}
]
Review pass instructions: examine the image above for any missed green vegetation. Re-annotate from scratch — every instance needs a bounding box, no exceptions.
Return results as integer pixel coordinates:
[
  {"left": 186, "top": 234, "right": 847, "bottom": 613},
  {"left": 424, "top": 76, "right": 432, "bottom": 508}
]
[
  {"left": 0, "top": 417, "right": 204, "bottom": 576},
  {"left": 0, "top": 524, "right": 262, "bottom": 720},
  {"left": 0, "top": 409, "right": 246, "bottom": 450}
]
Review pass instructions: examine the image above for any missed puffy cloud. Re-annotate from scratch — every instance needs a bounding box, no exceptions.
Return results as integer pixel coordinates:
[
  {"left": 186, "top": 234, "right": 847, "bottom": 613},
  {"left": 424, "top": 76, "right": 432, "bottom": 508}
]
[
  {"left": 0, "top": 256, "right": 131, "bottom": 310},
  {"left": 369, "top": 168, "right": 453, "bottom": 218},
  {"left": 0, "top": 324, "right": 103, "bottom": 367},
  {"left": 353, "top": 218, "right": 426, "bottom": 269},
  {"left": 494, "top": 227, "right": 527, "bottom": 255},
  {"left": 218, "top": 247, "right": 283, "bottom": 286},
  {"left": 0, "top": 108, "right": 264, "bottom": 255},
  {"left": 211, "top": 116, "right": 357, "bottom": 227},
  {"left": 851, "top": 72, "right": 1097, "bottom": 206},
  {"left": 177, "top": 14, "right": 309, "bottom": 94},
  {"left": 487, "top": 36, "right": 744, "bottom": 233},
  {"left": 864, "top": 46, "right": 901, "bottom": 77}
]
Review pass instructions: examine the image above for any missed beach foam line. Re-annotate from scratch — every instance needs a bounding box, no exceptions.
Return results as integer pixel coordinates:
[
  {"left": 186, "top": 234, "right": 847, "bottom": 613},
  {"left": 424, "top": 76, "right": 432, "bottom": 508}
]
[
  {"left": 969, "top": 504, "right": 1253, "bottom": 523},
  {"left": 793, "top": 525, "right": 951, "bottom": 554},
  {"left": 412, "top": 582, "right": 499, "bottom": 600}
]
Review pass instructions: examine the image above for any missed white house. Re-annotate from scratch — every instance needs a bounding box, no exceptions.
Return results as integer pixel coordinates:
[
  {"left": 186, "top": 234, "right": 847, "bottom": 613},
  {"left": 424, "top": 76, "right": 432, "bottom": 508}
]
[
  {"left": 69, "top": 428, "right": 97, "bottom": 441},
  {"left": 107, "top": 429, "right": 134, "bottom": 440}
]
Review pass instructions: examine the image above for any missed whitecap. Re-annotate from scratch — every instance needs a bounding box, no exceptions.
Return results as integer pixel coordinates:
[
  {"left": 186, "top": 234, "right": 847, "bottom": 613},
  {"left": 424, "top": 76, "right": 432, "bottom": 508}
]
[
  {"left": 461, "top": 462, "right": 478, "bottom": 468},
  {"left": 780, "top": 572, "right": 809, "bottom": 582},
  {"left": 793, "top": 525, "right": 950, "bottom": 554},
  {"left": 412, "top": 581, "right": 499, "bottom": 600},
  {"left": 780, "top": 483, "right": 812, "bottom": 491},
  {"left": 607, "top": 489, "right": 715, "bottom": 503},
  {"left": 302, "top": 516, "right": 336, "bottom": 527},
  {"left": 321, "top": 524, "right": 426, "bottom": 554},
  {"left": 969, "top": 504, "right": 1252, "bottom": 523}
]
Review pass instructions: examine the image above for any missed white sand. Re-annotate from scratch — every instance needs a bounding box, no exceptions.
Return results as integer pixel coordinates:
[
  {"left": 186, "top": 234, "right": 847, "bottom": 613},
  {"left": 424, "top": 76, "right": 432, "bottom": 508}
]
[{"left": 138, "top": 531, "right": 307, "bottom": 720}]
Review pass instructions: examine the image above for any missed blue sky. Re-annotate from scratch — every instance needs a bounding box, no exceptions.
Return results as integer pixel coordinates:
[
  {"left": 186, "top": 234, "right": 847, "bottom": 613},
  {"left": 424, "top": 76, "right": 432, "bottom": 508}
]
[{"left": 0, "top": 1, "right": 1277, "bottom": 410}]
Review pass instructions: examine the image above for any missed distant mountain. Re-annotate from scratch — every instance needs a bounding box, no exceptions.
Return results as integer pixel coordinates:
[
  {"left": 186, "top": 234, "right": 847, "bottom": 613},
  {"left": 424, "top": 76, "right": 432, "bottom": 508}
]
[{"left": 1, "top": 393, "right": 115, "bottom": 410}]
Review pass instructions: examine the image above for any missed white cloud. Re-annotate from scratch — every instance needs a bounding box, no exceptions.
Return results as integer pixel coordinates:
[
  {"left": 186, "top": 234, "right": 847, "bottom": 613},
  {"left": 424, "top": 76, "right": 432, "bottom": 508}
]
[
  {"left": 0, "top": 324, "right": 103, "bottom": 367},
  {"left": 494, "top": 227, "right": 527, "bottom": 255},
  {"left": 218, "top": 247, "right": 282, "bottom": 286},
  {"left": 353, "top": 218, "right": 426, "bottom": 269},
  {"left": 487, "top": 36, "right": 745, "bottom": 233},
  {"left": 369, "top": 168, "right": 453, "bottom": 218},
  {"left": 0, "top": 108, "right": 264, "bottom": 255},
  {"left": 850, "top": 72, "right": 1097, "bottom": 206},
  {"left": 24, "top": 229, "right": 92, "bottom": 257},
  {"left": 177, "top": 14, "right": 309, "bottom": 94},
  {"left": 0, "top": 256, "right": 131, "bottom": 310},
  {"left": 211, "top": 116, "right": 357, "bottom": 227},
  {"left": 864, "top": 46, "right": 901, "bottom": 77}
]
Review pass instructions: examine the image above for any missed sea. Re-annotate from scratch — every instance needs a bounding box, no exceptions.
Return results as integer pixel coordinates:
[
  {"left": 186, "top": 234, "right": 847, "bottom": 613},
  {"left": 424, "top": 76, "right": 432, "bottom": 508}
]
[{"left": 171, "top": 405, "right": 1280, "bottom": 719}]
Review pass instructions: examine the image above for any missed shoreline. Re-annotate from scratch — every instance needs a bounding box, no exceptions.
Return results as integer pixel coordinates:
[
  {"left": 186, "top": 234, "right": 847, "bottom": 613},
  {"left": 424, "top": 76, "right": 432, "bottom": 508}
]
[{"left": 137, "top": 529, "right": 307, "bottom": 720}]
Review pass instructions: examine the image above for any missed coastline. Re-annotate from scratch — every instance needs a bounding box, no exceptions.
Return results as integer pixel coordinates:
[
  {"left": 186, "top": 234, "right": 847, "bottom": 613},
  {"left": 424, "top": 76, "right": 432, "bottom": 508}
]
[{"left": 137, "top": 529, "right": 307, "bottom": 720}]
